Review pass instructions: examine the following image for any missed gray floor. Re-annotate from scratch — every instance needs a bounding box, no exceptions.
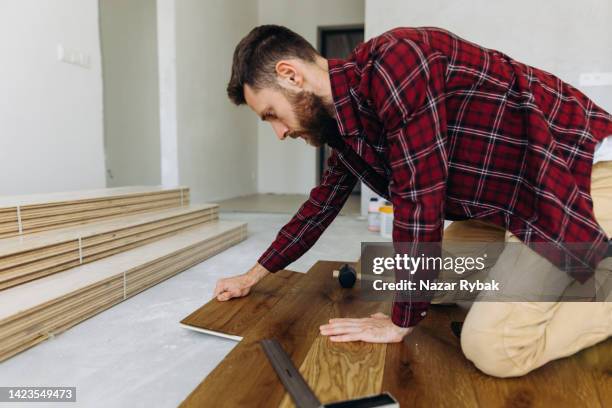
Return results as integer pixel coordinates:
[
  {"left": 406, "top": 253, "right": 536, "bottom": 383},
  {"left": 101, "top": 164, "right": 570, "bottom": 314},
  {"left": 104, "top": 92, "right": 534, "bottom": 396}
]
[
  {"left": 0, "top": 212, "right": 389, "bottom": 408},
  {"left": 217, "top": 193, "right": 361, "bottom": 216}
]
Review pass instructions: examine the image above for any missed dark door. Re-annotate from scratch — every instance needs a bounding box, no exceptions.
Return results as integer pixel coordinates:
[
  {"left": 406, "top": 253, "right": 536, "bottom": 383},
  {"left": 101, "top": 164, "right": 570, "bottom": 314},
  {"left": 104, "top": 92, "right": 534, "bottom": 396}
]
[{"left": 318, "top": 26, "right": 364, "bottom": 192}]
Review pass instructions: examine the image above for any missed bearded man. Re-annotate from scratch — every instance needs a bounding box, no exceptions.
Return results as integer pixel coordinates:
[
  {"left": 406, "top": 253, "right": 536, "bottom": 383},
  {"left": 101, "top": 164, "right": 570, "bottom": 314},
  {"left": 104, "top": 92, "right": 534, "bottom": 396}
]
[{"left": 214, "top": 25, "right": 612, "bottom": 377}]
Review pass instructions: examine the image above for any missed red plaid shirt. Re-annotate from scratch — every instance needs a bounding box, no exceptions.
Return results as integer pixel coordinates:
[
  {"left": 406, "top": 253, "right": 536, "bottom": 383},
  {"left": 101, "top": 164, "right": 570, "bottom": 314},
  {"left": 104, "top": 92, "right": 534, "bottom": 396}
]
[{"left": 258, "top": 27, "right": 612, "bottom": 327}]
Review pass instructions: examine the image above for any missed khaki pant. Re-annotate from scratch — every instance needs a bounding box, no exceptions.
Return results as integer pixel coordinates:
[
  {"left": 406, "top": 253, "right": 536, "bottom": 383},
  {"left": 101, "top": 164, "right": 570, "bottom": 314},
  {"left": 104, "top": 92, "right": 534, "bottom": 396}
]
[{"left": 444, "top": 161, "right": 612, "bottom": 378}]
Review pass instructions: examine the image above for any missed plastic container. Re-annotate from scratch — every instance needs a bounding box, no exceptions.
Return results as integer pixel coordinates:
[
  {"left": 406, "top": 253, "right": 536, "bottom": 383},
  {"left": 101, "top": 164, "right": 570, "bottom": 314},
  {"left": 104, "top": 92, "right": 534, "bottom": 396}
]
[
  {"left": 367, "top": 197, "right": 381, "bottom": 232},
  {"left": 379, "top": 203, "right": 393, "bottom": 239}
]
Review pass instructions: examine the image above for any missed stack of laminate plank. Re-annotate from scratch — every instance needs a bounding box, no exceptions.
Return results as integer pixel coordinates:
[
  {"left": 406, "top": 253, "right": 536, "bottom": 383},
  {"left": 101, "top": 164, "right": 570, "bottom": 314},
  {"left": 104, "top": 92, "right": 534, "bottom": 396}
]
[
  {"left": 0, "top": 186, "right": 247, "bottom": 362},
  {"left": 0, "top": 186, "right": 189, "bottom": 238}
]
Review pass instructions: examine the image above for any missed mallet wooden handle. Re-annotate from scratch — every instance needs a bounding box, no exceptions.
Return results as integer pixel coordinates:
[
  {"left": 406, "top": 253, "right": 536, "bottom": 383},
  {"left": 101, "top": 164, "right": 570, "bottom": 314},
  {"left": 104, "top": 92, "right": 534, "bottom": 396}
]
[{"left": 332, "top": 268, "right": 361, "bottom": 279}]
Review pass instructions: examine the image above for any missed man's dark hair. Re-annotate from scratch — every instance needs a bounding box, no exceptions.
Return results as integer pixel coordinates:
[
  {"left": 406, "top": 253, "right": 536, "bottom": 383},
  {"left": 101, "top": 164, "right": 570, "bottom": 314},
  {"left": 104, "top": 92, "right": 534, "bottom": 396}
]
[{"left": 227, "top": 25, "right": 319, "bottom": 105}]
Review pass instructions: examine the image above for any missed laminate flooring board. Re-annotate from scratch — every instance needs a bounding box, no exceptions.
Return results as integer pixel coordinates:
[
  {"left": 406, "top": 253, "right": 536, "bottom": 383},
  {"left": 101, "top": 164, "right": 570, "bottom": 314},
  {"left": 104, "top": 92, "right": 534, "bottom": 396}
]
[
  {"left": 1, "top": 281, "right": 126, "bottom": 354},
  {"left": 0, "top": 290, "right": 127, "bottom": 362},
  {"left": 0, "top": 221, "right": 247, "bottom": 361},
  {"left": 0, "top": 190, "right": 188, "bottom": 223},
  {"left": 428, "top": 305, "right": 610, "bottom": 407},
  {"left": 18, "top": 191, "right": 186, "bottom": 219},
  {"left": 278, "top": 337, "right": 387, "bottom": 408},
  {"left": 1, "top": 277, "right": 126, "bottom": 347},
  {"left": 0, "top": 221, "right": 245, "bottom": 321},
  {"left": 180, "top": 261, "right": 385, "bottom": 408},
  {"left": 181, "top": 261, "right": 612, "bottom": 408},
  {"left": 382, "top": 306, "right": 479, "bottom": 407},
  {"left": 0, "top": 217, "right": 217, "bottom": 289},
  {"left": 0, "top": 192, "right": 187, "bottom": 230},
  {"left": 0, "top": 205, "right": 218, "bottom": 289},
  {"left": 14, "top": 198, "right": 188, "bottom": 236},
  {"left": 0, "top": 206, "right": 217, "bottom": 270},
  {"left": 20, "top": 193, "right": 183, "bottom": 222},
  {"left": 0, "top": 186, "right": 190, "bottom": 238},
  {"left": 0, "top": 186, "right": 188, "bottom": 208},
  {"left": 580, "top": 340, "right": 612, "bottom": 406},
  {"left": 181, "top": 270, "right": 303, "bottom": 339}
]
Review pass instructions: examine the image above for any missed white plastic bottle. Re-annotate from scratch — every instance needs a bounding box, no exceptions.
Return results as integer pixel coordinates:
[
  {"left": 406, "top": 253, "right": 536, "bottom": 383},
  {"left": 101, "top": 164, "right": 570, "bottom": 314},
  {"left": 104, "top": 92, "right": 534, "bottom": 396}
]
[{"left": 367, "top": 197, "right": 381, "bottom": 232}]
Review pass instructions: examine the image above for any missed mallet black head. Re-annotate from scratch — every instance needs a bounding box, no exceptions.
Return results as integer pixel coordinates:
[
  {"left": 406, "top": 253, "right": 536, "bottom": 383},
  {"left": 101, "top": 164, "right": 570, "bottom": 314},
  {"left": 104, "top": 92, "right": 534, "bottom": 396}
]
[{"left": 338, "top": 264, "right": 357, "bottom": 288}]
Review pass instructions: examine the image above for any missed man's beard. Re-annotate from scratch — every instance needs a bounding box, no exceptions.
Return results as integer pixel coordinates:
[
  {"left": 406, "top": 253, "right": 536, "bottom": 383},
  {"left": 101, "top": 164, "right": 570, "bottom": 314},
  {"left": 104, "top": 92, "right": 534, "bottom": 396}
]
[{"left": 283, "top": 90, "right": 339, "bottom": 147}]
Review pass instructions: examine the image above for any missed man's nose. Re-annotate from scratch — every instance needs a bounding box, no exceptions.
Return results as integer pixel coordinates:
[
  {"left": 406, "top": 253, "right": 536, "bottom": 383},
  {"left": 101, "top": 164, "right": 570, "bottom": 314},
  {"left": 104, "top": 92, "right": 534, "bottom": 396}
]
[{"left": 271, "top": 122, "right": 289, "bottom": 140}]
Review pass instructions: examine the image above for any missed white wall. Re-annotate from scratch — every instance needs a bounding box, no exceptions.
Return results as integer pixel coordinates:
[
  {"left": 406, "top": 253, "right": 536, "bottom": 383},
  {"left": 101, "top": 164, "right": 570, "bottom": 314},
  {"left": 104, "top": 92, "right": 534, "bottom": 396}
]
[
  {"left": 172, "top": 0, "right": 259, "bottom": 203},
  {"left": 257, "top": 0, "right": 365, "bottom": 194},
  {"left": 0, "top": 0, "right": 106, "bottom": 195},
  {"left": 365, "top": 0, "right": 612, "bottom": 112},
  {"left": 100, "top": 0, "right": 161, "bottom": 187}
]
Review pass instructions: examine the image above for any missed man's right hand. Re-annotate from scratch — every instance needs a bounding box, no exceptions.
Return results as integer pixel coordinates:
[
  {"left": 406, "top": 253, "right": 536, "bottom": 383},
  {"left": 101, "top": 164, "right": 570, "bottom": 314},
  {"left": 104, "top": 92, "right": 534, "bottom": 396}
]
[{"left": 213, "top": 263, "right": 270, "bottom": 301}]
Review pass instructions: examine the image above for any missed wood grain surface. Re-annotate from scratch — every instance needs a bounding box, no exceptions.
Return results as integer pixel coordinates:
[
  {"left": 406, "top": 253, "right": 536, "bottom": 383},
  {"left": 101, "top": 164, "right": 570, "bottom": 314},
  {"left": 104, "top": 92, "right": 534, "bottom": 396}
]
[
  {"left": 180, "top": 260, "right": 612, "bottom": 408},
  {"left": 181, "top": 269, "right": 302, "bottom": 339},
  {"left": 180, "top": 261, "right": 366, "bottom": 407},
  {"left": 278, "top": 336, "right": 387, "bottom": 408},
  {"left": 0, "top": 205, "right": 218, "bottom": 289},
  {"left": 0, "top": 221, "right": 247, "bottom": 362},
  {"left": 0, "top": 187, "right": 190, "bottom": 238}
]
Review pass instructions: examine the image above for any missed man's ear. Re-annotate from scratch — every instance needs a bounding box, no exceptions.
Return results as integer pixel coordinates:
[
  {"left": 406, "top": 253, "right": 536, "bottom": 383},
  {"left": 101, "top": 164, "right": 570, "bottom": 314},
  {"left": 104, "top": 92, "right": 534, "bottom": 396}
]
[{"left": 275, "top": 60, "right": 304, "bottom": 89}]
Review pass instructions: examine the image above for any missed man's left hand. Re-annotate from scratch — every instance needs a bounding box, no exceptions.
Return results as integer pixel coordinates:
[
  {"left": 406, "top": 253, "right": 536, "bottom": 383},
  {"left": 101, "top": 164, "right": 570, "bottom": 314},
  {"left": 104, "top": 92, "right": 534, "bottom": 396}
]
[{"left": 319, "top": 313, "right": 413, "bottom": 343}]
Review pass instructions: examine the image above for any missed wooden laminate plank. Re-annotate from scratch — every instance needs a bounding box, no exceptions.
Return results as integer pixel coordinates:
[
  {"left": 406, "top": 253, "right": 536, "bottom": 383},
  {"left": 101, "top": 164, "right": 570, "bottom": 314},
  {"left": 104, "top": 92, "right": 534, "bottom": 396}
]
[
  {"left": 426, "top": 306, "right": 606, "bottom": 407},
  {"left": 0, "top": 186, "right": 188, "bottom": 208},
  {"left": 467, "top": 337, "right": 611, "bottom": 407},
  {"left": 382, "top": 307, "right": 478, "bottom": 408},
  {"left": 0, "top": 290, "right": 128, "bottom": 361},
  {"left": 80, "top": 213, "right": 216, "bottom": 256},
  {"left": 0, "top": 207, "right": 219, "bottom": 290},
  {"left": 0, "top": 221, "right": 246, "bottom": 322},
  {"left": 577, "top": 339, "right": 612, "bottom": 406},
  {"left": 278, "top": 336, "right": 387, "bottom": 408},
  {"left": 0, "top": 189, "right": 189, "bottom": 231},
  {"left": 19, "top": 191, "right": 185, "bottom": 219},
  {"left": 0, "top": 187, "right": 191, "bottom": 238},
  {"left": 468, "top": 362, "right": 601, "bottom": 408},
  {"left": 180, "top": 260, "right": 387, "bottom": 408},
  {"left": 0, "top": 222, "right": 247, "bottom": 361},
  {"left": 387, "top": 305, "right": 608, "bottom": 408},
  {"left": 0, "top": 278, "right": 125, "bottom": 345},
  {"left": 180, "top": 269, "right": 303, "bottom": 339},
  {"left": 0, "top": 204, "right": 217, "bottom": 259},
  {"left": 0, "top": 225, "right": 246, "bottom": 340},
  {"left": 181, "top": 260, "right": 610, "bottom": 408},
  {"left": 19, "top": 197, "right": 186, "bottom": 231},
  {"left": 0, "top": 217, "right": 210, "bottom": 285},
  {"left": 1, "top": 236, "right": 246, "bottom": 348}
]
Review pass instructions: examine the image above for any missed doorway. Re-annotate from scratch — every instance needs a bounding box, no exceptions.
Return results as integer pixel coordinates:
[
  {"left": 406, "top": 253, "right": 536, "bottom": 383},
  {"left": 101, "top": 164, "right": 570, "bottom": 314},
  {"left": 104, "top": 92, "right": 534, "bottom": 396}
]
[{"left": 317, "top": 25, "right": 364, "bottom": 194}]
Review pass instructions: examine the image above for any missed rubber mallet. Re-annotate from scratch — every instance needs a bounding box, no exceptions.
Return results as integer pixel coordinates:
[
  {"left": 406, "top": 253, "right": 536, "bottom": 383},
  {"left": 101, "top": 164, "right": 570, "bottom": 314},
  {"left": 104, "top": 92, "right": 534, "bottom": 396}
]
[{"left": 332, "top": 263, "right": 358, "bottom": 288}]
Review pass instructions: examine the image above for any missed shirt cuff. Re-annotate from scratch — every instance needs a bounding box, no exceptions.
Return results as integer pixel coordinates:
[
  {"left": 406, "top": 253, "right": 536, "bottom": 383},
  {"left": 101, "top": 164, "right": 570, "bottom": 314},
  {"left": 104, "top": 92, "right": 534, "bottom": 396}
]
[
  {"left": 257, "top": 247, "right": 290, "bottom": 273},
  {"left": 391, "top": 301, "right": 430, "bottom": 327}
]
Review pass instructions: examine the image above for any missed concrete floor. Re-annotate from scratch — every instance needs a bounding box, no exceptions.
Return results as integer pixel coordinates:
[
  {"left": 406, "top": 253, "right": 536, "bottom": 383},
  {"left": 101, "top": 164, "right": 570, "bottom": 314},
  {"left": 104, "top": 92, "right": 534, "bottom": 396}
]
[
  {"left": 0, "top": 212, "right": 388, "bottom": 408},
  {"left": 217, "top": 193, "right": 361, "bottom": 215}
]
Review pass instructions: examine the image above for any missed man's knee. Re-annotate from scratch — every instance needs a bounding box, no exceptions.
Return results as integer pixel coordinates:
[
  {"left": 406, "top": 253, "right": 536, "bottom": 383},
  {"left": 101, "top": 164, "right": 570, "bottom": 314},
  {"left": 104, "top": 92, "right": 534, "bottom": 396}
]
[{"left": 460, "top": 319, "right": 542, "bottom": 378}]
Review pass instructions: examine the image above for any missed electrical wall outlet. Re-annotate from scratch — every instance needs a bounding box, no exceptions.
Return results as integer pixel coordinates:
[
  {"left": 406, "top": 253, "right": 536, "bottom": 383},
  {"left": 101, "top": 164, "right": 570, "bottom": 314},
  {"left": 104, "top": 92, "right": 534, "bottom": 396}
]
[
  {"left": 57, "top": 44, "right": 91, "bottom": 69},
  {"left": 579, "top": 72, "right": 612, "bottom": 87}
]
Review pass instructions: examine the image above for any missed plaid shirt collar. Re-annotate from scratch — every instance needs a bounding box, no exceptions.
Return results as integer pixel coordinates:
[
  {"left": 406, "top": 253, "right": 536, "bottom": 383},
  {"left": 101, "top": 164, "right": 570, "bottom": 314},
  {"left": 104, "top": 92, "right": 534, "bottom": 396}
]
[{"left": 328, "top": 58, "right": 362, "bottom": 138}]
